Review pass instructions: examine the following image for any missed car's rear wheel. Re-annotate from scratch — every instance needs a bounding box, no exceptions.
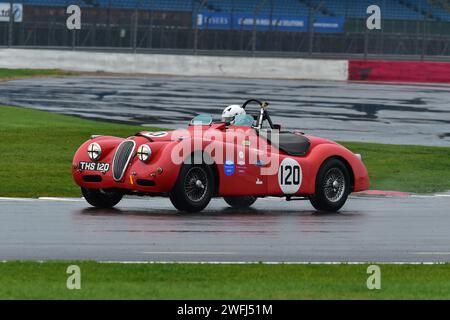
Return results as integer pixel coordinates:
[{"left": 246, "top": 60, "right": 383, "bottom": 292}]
[
  {"left": 309, "top": 158, "right": 350, "bottom": 212},
  {"left": 170, "top": 164, "right": 214, "bottom": 212},
  {"left": 223, "top": 196, "right": 257, "bottom": 209},
  {"left": 81, "top": 187, "right": 123, "bottom": 208}
]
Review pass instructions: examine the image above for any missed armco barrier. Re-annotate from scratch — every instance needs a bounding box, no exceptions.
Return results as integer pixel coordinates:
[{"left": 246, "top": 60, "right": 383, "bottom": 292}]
[
  {"left": 0, "top": 49, "right": 348, "bottom": 81},
  {"left": 349, "top": 60, "right": 450, "bottom": 83}
]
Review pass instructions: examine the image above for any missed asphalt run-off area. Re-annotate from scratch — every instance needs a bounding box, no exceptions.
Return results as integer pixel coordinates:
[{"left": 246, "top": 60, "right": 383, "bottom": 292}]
[{"left": 0, "top": 76, "right": 449, "bottom": 146}]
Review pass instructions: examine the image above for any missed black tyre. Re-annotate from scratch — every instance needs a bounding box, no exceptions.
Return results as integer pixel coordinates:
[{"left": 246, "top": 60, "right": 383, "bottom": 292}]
[
  {"left": 170, "top": 164, "right": 214, "bottom": 212},
  {"left": 81, "top": 187, "right": 123, "bottom": 208},
  {"left": 223, "top": 196, "right": 257, "bottom": 209},
  {"left": 309, "top": 158, "right": 350, "bottom": 212}
]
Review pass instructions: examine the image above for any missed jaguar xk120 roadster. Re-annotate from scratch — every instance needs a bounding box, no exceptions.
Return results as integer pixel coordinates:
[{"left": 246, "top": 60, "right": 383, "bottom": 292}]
[{"left": 72, "top": 99, "right": 369, "bottom": 212}]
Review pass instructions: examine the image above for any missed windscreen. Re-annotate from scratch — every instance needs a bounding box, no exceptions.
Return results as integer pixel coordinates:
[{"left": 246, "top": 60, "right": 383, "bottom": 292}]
[
  {"left": 190, "top": 114, "right": 213, "bottom": 125},
  {"left": 233, "top": 114, "right": 254, "bottom": 126}
]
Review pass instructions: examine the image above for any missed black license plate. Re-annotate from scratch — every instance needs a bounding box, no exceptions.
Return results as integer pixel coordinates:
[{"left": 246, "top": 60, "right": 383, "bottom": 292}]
[{"left": 79, "top": 162, "right": 110, "bottom": 172}]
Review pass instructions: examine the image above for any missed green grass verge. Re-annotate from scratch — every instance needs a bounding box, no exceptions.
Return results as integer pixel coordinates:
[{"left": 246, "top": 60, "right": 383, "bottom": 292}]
[
  {"left": 0, "top": 106, "right": 158, "bottom": 197},
  {"left": 341, "top": 141, "right": 450, "bottom": 193},
  {"left": 0, "top": 68, "right": 76, "bottom": 80},
  {"left": 0, "top": 105, "right": 449, "bottom": 197},
  {"left": 0, "top": 262, "right": 449, "bottom": 299}
]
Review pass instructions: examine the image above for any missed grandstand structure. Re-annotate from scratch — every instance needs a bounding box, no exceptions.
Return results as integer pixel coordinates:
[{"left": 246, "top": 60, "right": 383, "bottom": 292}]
[{"left": 1, "top": 0, "right": 450, "bottom": 57}]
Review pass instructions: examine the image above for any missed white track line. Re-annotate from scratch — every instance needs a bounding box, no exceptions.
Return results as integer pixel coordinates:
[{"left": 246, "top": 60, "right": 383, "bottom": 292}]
[
  {"left": 412, "top": 252, "right": 450, "bottom": 255},
  {"left": 0, "top": 197, "right": 82, "bottom": 202},
  {"left": 38, "top": 197, "right": 84, "bottom": 202},
  {"left": 412, "top": 195, "right": 450, "bottom": 198},
  {"left": 99, "top": 261, "right": 447, "bottom": 265},
  {"left": 0, "top": 192, "right": 449, "bottom": 203},
  {"left": 0, "top": 197, "right": 38, "bottom": 202},
  {"left": 0, "top": 260, "right": 445, "bottom": 265},
  {"left": 141, "top": 252, "right": 235, "bottom": 255}
]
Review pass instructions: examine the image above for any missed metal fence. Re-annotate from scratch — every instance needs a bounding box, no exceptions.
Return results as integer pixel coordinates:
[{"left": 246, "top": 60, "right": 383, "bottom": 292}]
[{"left": 1, "top": 0, "right": 450, "bottom": 59}]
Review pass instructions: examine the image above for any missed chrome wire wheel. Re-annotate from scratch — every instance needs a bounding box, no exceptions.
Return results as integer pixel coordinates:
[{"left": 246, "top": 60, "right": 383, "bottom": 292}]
[
  {"left": 323, "top": 168, "right": 346, "bottom": 203},
  {"left": 184, "top": 167, "right": 208, "bottom": 202}
]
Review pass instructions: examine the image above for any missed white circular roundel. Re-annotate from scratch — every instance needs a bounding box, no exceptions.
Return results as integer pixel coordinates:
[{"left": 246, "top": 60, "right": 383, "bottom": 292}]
[
  {"left": 141, "top": 131, "right": 168, "bottom": 138},
  {"left": 278, "top": 158, "right": 302, "bottom": 194},
  {"left": 149, "top": 131, "right": 168, "bottom": 137}
]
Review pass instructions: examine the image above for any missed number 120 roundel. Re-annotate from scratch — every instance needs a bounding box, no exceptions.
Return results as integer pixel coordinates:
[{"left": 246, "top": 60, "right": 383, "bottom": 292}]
[{"left": 72, "top": 99, "right": 369, "bottom": 212}]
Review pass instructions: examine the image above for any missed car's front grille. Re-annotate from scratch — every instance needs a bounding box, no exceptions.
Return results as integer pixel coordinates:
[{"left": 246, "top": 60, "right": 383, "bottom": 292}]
[{"left": 112, "top": 140, "right": 135, "bottom": 181}]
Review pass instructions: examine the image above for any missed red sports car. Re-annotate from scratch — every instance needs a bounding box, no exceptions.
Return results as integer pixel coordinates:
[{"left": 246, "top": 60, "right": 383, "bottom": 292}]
[{"left": 72, "top": 99, "right": 369, "bottom": 212}]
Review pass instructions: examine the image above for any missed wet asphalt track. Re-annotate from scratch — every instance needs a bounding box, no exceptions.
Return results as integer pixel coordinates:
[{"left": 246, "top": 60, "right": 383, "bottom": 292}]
[
  {"left": 1, "top": 76, "right": 449, "bottom": 262},
  {"left": 1, "top": 195, "right": 450, "bottom": 262},
  {"left": 1, "top": 76, "right": 450, "bottom": 146}
]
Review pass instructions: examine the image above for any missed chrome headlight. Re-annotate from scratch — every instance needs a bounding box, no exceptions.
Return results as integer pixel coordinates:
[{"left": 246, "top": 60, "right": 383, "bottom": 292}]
[
  {"left": 137, "top": 144, "right": 152, "bottom": 162},
  {"left": 87, "top": 142, "right": 102, "bottom": 161}
]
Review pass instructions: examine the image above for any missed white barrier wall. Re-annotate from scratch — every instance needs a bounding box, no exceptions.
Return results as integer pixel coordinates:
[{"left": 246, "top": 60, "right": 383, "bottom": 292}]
[{"left": 0, "top": 49, "right": 348, "bottom": 81}]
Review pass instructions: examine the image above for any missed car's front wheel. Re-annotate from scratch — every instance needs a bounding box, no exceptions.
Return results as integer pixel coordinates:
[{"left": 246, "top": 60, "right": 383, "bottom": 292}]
[
  {"left": 81, "top": 187, "right": 123, "bottom": 208},
  {"left": 170, "top": 164, "right": 214, "bottom": 212},
  {"left": 223, "top": 196, "right": 257, "bottom": 209},
  {"left": 309, "top": 158, "right": 350, "bottom": 212}
]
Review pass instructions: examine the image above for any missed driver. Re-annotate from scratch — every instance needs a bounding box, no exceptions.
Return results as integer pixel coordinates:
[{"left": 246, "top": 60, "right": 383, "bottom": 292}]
[{"left": 221, "top": 104, "right": 246, "bottom": 124}]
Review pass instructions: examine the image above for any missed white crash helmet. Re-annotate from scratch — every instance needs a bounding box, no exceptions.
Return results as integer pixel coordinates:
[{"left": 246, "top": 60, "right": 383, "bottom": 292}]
[{"left": 221, "top": 104, "right": 246, "bottom": 124}]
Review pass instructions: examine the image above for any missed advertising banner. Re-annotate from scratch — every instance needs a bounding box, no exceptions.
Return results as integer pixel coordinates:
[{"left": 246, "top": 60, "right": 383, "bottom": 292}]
[
  {"left": 0, "top": 3, "right": 23, "bottom": 22},
  {"left": 196, "top": 12, "right": 344, "bottom": 33}
]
